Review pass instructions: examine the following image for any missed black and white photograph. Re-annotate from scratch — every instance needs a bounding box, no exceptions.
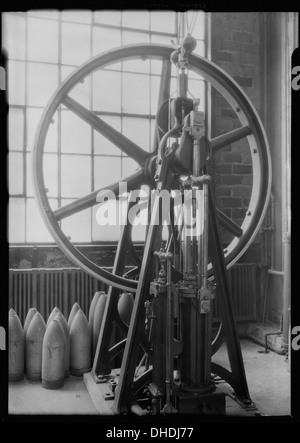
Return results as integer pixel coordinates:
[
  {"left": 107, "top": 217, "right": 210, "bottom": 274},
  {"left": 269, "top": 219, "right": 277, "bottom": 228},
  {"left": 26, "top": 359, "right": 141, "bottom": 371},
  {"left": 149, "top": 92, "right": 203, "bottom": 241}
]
[{"left": 0, "top": 7, "right": 298, "bottom": 425}]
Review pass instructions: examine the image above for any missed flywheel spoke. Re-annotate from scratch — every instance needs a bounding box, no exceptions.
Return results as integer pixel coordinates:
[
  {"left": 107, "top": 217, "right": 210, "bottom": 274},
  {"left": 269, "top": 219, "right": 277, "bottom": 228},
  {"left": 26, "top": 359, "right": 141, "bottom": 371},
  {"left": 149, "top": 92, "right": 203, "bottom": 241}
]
[
  {"left": 210, "top": 126, "right": 252, "bottom": 153},
  {"left": 53, "top": 168, "right": 147, "bottom": 220},
  {"left": 62, "top": 95, "right": 150, "bottom": 165},
  {"left": 216, "top": 209, "right": 243, "bottom": 238}
]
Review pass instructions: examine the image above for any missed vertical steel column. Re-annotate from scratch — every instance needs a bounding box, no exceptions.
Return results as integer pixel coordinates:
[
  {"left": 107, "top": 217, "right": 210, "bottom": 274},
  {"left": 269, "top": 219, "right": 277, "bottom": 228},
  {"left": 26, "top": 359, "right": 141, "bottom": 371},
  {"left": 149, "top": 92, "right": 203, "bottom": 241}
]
[{"left": 199, "top": 182, "right": 213, "bottom": 385}]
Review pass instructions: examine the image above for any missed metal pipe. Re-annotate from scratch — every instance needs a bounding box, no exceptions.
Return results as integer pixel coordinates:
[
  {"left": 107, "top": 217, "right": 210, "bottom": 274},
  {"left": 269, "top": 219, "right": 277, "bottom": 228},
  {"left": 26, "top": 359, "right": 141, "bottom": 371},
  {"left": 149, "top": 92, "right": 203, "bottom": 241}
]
[
  {"left": 268, "top": 269, "right": 284, "bottom": 276},
  {"left": 282, "top": 232, "right": 291, "bottom": 348},
  {"left": 201, "top": 183, "right": 209, "bottom": 291},
  {"left": 270, "top": 193, "right": 275, "bottom": 269},
  {"left": 259, "top": 314, "right": 283, "bottom": 354},
  {"left": 165, "top": 256, "right": 173, "bottom": 409},
  {"left": 178, "top": 71, "right": 188, "bottom": 98}
]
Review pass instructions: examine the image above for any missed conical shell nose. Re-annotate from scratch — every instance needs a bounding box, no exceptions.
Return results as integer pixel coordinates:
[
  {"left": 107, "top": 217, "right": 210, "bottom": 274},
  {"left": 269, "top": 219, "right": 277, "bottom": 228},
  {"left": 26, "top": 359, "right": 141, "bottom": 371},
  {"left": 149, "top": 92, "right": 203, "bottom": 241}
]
[
  {"left": 54, "top": 311, "right": 70, "bottom": 378},
  {"left": 47, "top": 306, "right": 61, "bottom": 326},
  {"left": 68, "top": 302, "right": 81, "bottom": 328},
  {"left": 70, "top": 309, "right": 91, "bottom": 376},
  {"left": 9, "top": 310, "right": 24, "bottom": 382},
  {"left": 26, "top": 312, "right": 46, "bottom": 381},
  {"left": 9, "top": 308, "right": 17, "bottom": 316},
  {"left": 42, "top": 318, "right": 65, "bottom": 389},
  {"left": 24, "top": 308, "right": 38, "bottom": 335}
]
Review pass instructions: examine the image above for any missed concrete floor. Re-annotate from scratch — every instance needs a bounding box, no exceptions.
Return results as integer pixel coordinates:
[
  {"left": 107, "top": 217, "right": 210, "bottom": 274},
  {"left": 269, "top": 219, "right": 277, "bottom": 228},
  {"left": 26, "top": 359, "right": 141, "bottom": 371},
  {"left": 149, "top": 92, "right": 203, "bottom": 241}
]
[
  {"left": 8, "top": 338, "right": 290, "bottom": 417},
  {"left": 212, "top": 339, "right": 290, "bottom": 417}
]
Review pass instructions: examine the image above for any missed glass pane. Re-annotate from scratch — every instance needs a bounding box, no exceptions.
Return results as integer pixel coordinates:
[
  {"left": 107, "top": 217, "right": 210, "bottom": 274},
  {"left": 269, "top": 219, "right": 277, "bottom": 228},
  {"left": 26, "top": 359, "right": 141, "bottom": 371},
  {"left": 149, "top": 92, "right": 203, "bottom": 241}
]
[
  {"left": 122, "top": 73, "right": 150, "bottom": 114},
  {"left": 61, "top": 154, "right": 91, "bottom": 198},
  {"left": 61, "top": 200, "right": 91, "bottom": 242},
  {"left": 8, "top": 60, "right": 25, "bottom": 105},
  {"left": 94, "top": 115, "right": 121, "bottom": 156},
  {"left": 150, "top": 33, "right": 174, "bottom": 45},
  {"left": 27, "top": 17, "right": 59, "bottom": 63},
  {"left": 9, "top": 108, "right": 24, "bottom": 150},
  {"left": 188, "top": 79, "right": 205, "bottom": 108},
  {"left": 94, "top": 156, "right": 121, "bottom": 190},
  {"left": 62, "top": 22, "right": 91, "bottom": 66},
  {"left": 195, "top": 40, "right": 205, "bottom": 57},
  {"left": 26, "top": 152, "right": 34, "bottom": 197},
  {"left": 61, "top": 66, "right": 91, "bottom": 108},
  {"left": 27, "top": 62, "right": 58, "bottom": 107},
  {"left": 9, "top": 198, "right": 25, "bottom": 243},
  {"left": 94, "top": 10, "right": 121, "bottom": 26},
  {"left": 61, "top": 110, "right": 91, "bottom": 154},
  {"left": 150, "top": 75, "right": 161, "bottom": 115},
  {"left": 92, "top": 69, "right": 121, "bottom": 113},
  {"left": 9, "top": 152, "right": 23, "bottom": 195},
  {"left": 26, "top": 198, "right": 58, "bottom": 243},
  {"left": 150, "top": 11, "right": 176, "bottom": 33},
  {"left": 122, "top": 11, "right": 149, "bottom": 30},
  {"left": 150, "top": 59, "right": 164, "bottom": 76},
  {"left": 92, "top": 203, "right": 121, "bottom": 241},
  {"left": 190, "top": 11, "right": 205, "bottom": 41},
  {"left": 150, "top": 118, "right": 156, "bottom": 149},
  {"left": 170, "top": 76, "right": 178, "bottom": 97},
  {"left": 122, "top": 59, "right": 150, "bottom": 75},
  {"left": 61, "top": 10, "right": 92, "bottom": 24},
  {"left": 121, "top": 33, "right": 150, "bottom": 73},
  {"left": 2, "top": 13, "right": 26, "bottom": 60},
  {"left": 28, "top": 10, "right": 59, "bottom": 20},
  {"left": 122, "top": 117, "right": 150, "bottom": 152},
  {"left": 92, "top": 26, "right": 121, "bottom": 56},
  {"left": 27, "top": 153, "right": 58, "bottom": 198},
  {"left": 122, "top": 157, "right": 139, "bottom": 178},
  {"left": 26, "top": 107, "right": 58, "bottom": 152}
]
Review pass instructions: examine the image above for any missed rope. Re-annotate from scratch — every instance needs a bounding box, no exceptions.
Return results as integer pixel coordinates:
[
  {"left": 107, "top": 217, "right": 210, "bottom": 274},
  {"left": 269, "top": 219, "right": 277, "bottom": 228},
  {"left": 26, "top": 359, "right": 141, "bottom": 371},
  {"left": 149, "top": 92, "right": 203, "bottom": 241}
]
[{"left": 187, "top": 11, "right": 198, "bottom": 36}]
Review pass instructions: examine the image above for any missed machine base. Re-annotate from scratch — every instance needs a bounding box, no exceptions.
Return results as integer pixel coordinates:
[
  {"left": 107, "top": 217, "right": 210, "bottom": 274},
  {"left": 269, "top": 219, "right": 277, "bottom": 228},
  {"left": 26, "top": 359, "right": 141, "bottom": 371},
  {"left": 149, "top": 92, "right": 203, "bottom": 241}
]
[
  {"left": 177, "top": 386, "right": 226, "bottom": 415},
  {"left": 83, "top": 371, "right": 260, "bottom": 416}
]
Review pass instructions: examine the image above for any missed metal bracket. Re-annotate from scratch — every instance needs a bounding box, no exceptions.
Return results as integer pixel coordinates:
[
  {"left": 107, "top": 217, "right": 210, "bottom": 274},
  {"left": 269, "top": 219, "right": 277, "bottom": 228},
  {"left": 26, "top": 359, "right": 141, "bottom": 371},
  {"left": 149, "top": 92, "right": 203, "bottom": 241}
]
[
  {"left": 198, "top": 288, "right": 215, "bottom": 313},
  {"left": 198, "top": 287, "right": 215, "bottom": 300},
  {"left": 184, "top": 110, "right": 205, "bottom": 139}
]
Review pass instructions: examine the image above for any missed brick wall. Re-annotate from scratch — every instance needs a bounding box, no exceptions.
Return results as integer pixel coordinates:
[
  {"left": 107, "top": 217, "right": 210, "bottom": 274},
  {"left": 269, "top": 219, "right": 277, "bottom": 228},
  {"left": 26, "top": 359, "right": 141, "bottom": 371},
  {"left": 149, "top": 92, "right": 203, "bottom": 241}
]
[{"left": 210, "top": 12, "right": 263, "bottom": 258}]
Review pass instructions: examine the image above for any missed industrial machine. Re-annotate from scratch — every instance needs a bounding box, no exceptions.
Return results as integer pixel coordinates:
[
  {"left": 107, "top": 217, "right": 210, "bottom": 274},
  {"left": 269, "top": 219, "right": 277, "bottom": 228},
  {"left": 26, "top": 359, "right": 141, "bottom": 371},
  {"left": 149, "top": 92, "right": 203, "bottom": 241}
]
[{"left": 32, "top": 36, "right": 271, "bottom": 415}]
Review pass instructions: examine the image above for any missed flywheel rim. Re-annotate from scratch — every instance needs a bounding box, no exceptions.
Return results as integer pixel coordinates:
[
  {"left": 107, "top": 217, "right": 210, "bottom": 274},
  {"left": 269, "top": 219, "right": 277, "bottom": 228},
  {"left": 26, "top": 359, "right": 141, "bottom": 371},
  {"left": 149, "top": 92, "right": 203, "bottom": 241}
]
[{"left": 32, "top": 44, "right": 271, "bottom": 290}]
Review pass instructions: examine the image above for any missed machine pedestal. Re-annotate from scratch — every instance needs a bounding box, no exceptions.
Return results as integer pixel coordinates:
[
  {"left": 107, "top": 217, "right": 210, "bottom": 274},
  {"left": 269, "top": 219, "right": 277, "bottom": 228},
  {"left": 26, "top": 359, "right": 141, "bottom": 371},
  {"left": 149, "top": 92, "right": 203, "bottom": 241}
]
[{"left": 177, "top": 386, "right": 226, "bottom": 415}]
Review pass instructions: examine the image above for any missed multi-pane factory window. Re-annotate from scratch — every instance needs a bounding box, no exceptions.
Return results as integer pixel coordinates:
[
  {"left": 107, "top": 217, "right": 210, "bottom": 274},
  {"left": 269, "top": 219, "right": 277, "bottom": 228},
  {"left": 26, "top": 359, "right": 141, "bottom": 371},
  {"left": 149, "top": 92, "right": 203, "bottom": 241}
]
[{"left": 3, "top": 10, "right": 206, "bottom": 243}]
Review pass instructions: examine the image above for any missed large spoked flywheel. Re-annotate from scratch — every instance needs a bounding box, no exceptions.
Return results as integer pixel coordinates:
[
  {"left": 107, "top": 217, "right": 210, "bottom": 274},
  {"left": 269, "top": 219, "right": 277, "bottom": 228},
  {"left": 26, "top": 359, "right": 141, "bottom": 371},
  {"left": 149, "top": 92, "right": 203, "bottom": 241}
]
[{"left": 32, "top": 44, "right": 271, "bottom": 291}]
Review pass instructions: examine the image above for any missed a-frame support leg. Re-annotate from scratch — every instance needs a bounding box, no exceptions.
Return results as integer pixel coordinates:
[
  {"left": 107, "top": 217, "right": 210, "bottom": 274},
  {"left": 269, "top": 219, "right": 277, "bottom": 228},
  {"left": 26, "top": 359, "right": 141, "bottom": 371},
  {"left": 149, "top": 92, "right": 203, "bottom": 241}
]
[{"left": 208, "top": 186, "right": 252, "bottom": 404}]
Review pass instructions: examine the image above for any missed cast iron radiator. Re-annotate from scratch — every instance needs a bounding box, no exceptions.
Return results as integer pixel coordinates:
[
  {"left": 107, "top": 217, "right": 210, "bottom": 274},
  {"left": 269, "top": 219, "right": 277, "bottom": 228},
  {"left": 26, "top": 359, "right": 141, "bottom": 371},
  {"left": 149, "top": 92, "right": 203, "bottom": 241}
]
[
  {"left": 9, "top": 264, "right": 258, "bottom": 324},
  {"left": 9, "top": 267, "right": 107, "bottom": 323}
]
